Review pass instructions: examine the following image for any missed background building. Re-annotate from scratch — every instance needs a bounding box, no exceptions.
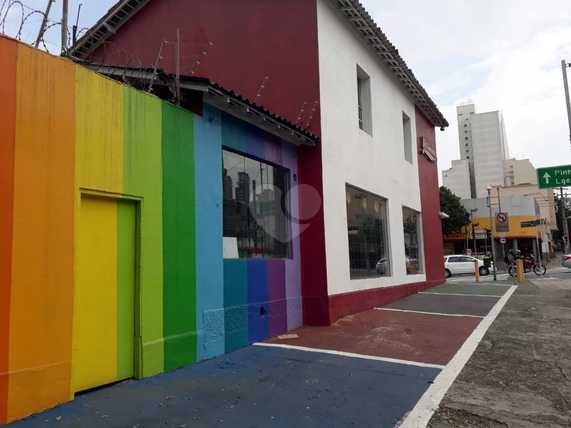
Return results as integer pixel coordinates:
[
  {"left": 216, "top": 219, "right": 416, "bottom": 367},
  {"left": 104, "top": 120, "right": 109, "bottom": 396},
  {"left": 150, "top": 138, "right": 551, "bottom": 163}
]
[
  {"left": 446, "top": 103, "right": 510, "bottom": 198},
  {"left": 504, "top": 158, "right": 537, "bottom": 186},
  {"left": 443, "top": 159, "right": 472, "bottom": 199}
]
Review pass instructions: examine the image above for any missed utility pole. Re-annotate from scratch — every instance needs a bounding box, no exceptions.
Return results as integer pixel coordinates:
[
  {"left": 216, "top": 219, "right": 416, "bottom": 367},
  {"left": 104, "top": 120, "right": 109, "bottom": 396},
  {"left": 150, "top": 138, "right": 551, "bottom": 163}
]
[
  {"left": 487, "top": 187, "right": 497, "bottom": 281},
  {"left": 560, "top": 187, "right": 570, "bottom": 254},
  {"left": 34, "top": 0, "right": 56, "bottom": 48},
  {"left": 61, "top": 0, "right": 69, "bottom": 55},
  {"left": 562, "top": 60, "right": 571, "bottom": 147}
]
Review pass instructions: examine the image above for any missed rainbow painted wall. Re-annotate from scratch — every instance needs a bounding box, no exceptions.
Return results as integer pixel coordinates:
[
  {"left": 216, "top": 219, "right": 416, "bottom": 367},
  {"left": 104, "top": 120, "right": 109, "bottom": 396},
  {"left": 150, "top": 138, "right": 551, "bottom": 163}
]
[{"left": 0, "top": 36, "right": 302, "bottom": 423}]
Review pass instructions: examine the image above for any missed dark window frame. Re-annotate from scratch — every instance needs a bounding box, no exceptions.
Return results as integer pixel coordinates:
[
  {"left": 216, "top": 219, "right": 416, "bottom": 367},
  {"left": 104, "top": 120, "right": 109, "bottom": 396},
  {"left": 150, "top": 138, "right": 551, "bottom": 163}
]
[{"left": 222, "top": 147, "right": 293, "bottom": 260}]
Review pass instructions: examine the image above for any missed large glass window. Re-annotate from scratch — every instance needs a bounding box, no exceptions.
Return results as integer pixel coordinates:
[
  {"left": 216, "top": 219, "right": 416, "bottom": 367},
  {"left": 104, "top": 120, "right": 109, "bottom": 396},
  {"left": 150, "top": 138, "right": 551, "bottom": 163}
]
[
  {"left": 403, "top": 207, "right": 423, "bottom": 275},
  {"left": 222, "top": 149, "right": 291, "bottom": 259},
  {"left": 346, "top": 185, "right": 390, "bottom": 279}
]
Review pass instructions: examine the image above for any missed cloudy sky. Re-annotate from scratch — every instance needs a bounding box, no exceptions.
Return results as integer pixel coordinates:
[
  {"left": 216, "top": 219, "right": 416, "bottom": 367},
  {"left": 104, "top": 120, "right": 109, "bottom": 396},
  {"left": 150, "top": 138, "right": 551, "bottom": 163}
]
[{"left": 2, "top": 0, "right": 571, "bottom": 181}]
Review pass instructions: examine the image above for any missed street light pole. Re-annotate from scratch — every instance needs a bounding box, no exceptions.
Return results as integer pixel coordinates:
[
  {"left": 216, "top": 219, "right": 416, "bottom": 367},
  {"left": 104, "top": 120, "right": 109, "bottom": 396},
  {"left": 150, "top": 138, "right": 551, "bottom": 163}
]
[
  {"left": 487, "top": 187, "right": 497, "bottom": 281},
  {"left": 562, "top": 60, "right": 571, "bottom": 147}
]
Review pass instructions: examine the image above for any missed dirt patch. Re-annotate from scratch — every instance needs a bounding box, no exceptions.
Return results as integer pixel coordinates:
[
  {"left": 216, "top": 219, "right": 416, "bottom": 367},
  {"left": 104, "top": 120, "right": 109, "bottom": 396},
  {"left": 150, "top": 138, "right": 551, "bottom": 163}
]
[{"left": 429, "top": 407, "right": 508, "bottom": 428}]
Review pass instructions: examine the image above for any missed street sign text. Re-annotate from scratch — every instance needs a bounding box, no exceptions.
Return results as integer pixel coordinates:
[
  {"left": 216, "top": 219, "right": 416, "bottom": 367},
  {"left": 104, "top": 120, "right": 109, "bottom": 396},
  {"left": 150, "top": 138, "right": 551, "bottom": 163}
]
[{"left": 537, "top": 165, "right": 571, "bottom": 189}]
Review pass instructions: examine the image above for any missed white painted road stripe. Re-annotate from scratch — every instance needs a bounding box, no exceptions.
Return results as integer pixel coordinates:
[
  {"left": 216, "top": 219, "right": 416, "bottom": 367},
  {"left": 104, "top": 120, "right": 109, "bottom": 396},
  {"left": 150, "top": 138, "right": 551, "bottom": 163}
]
[
  {"left": 374, "top": 307, "right": 484, "bottom": 319},
  {"left": 399, "top": 285, "right": 517, "bottom": 428},
  {"left": 419, "top": 291, "right": 503, "bottom": 298},
  {"left": 254, "top": 342, "right": 445, "bottom": 370}
]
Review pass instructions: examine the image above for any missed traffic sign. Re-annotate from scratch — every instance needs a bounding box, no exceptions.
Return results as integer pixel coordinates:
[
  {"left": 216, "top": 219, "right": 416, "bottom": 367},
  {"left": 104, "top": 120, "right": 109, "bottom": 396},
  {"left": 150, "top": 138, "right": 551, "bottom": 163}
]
[
  {"left": 537, "top": 165, "right": 571, "bottom": 189},
  {"left": 496, "top": 212, "right": 509, "bottom": 232},
  {"left": 500, "top": 238, "right": 507, "bottom": 244}
]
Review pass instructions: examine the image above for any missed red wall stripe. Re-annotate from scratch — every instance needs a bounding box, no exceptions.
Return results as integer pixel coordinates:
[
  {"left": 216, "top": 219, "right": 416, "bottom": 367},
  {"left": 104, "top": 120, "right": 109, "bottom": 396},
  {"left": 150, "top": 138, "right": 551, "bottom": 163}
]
[
  {"left": 0, "top": 36, "right": 18, "bottom": 424},
  {"left": 416, "top": 108, "right": 446, "bottom": 283}
]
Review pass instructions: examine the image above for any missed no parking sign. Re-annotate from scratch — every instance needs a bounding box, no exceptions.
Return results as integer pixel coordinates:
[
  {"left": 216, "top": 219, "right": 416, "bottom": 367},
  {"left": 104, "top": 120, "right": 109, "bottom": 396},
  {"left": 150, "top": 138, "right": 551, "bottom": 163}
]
[{"left": 496, "top": 212, "right": 509, "bottom": 233}]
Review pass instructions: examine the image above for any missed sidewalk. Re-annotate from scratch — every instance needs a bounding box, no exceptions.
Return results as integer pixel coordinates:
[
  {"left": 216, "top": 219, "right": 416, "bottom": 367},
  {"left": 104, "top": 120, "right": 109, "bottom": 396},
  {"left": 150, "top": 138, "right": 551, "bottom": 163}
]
[{"left": 429, "top": 278, "right": 571, "bottom": 427}]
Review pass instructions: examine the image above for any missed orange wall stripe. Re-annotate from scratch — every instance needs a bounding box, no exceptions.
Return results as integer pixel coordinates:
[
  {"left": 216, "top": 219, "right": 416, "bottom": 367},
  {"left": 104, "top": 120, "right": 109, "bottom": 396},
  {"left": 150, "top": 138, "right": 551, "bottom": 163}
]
[
  {"left": 7, "top": 44, "right": 76, "bottom": 422},
  {"left": 0, "top": 36, "right": 18, "bottom": 425}
]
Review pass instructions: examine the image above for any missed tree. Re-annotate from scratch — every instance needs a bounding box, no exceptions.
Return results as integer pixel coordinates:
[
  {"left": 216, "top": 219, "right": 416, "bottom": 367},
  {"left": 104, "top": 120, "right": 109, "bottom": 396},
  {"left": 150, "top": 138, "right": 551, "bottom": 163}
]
[{"left": 440, "top": 186, "right": 470, "bottom": 236}]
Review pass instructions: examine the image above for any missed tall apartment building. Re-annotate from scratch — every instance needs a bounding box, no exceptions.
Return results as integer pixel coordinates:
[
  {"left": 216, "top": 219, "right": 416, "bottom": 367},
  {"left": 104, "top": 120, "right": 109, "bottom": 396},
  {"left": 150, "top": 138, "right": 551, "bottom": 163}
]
[{"left": 444, "top": 104, "right": 510, "bottom": 198}]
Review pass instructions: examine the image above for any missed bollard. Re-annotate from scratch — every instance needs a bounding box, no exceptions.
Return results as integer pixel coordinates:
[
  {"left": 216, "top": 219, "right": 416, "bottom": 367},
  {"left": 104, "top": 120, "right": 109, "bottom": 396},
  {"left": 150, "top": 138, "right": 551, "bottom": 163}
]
[
  {"left": 474, "top": 260, "right": 480, "bottom": 283},
  {"left": 516, "top": 259, "right": 525, "bottom": 283}
]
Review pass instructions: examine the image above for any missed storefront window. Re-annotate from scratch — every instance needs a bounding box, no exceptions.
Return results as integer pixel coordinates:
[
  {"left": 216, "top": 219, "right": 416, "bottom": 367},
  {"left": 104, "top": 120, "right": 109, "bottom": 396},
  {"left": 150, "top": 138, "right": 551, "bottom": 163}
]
[
  {"left": 403, "top": 207, "right": 423, "bottom": 274},
  {"left": 346, "top": 185, "right": 391, "bottom": 278},
  {"left": 222, "top": 149, "right": 291, "bottom": 259}
]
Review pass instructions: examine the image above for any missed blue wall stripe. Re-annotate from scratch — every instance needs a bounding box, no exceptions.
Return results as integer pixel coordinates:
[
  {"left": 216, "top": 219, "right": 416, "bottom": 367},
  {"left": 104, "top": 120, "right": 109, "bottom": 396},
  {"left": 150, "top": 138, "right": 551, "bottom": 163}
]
[
  {"left": 194, "top": 106, "right": 225, "bottom": 360},
  {"left": 224, "top": 260, "right": 249, "bottom": 352}
]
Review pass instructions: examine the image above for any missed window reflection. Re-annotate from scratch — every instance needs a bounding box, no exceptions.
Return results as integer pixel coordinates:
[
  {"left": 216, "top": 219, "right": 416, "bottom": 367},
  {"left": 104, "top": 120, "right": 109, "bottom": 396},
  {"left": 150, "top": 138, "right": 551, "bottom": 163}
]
[
  {"left": 222, "top": 149, "right": 291, "bottom": 259},
  {"left": 403, "top": 207, "right": 423, "bottom": 274},
  {"left": 346, "top": 185, "right": 390, "bottom": 278}
]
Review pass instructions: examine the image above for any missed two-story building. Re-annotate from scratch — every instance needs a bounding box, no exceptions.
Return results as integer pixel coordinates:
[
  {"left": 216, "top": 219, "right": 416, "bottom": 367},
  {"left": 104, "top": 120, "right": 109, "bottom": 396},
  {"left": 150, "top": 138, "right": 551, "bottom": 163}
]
[{"left": 71, "top": 0, "right": 448, "bottom": 324}]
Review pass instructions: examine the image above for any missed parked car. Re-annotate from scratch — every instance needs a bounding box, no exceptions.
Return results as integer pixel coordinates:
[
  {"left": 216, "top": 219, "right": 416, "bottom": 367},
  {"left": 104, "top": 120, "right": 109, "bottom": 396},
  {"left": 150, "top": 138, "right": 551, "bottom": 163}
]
[
  {"left": 444, "top": 255, "right": 489, "bottom": 278},
  {"left": 562, "top": 254, "right": 571, "bottom": 269}
]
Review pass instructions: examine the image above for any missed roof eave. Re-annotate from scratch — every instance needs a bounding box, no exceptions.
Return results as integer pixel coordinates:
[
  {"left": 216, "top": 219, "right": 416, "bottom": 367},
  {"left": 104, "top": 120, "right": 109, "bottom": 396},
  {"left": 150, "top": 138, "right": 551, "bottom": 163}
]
[
  {"left": 328, "top": 0, "right": 448, "bottom": 129},
  {"left": 80, "top": 63, "right": 318, "bottom": 147}
]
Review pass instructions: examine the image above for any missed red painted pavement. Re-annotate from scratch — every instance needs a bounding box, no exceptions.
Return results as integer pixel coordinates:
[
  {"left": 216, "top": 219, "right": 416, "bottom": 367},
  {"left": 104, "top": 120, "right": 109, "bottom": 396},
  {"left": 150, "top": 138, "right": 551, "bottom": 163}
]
[{"left": 267, "top": 308, "right": 481, "bottom": 366}]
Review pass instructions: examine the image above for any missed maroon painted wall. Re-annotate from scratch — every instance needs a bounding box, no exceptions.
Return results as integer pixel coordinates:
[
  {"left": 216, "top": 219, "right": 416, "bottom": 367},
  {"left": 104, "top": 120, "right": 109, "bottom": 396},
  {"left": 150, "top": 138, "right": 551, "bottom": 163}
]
[
  {"left": 89, "top": 0, "right": 331, "bottom": 325},
  {"left": 416, "top": 108, "right": 446, "bottom": 285}
]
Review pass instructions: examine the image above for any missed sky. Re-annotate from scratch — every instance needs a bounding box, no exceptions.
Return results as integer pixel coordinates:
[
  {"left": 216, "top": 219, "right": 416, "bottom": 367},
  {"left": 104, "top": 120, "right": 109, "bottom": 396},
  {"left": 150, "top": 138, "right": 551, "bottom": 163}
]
[{"left": 2, "top": 0, "right": 571, "bottom": 182}]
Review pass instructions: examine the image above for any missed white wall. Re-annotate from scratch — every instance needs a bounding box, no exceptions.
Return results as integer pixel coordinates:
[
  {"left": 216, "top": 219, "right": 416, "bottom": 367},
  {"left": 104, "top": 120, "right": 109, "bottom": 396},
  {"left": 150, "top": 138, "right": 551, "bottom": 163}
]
[
  {"left": 316, "top": 0, "right": 426, "bottom": 296},
  {"left": 443, "top": 160, "right": 472, "bottom": 199}
]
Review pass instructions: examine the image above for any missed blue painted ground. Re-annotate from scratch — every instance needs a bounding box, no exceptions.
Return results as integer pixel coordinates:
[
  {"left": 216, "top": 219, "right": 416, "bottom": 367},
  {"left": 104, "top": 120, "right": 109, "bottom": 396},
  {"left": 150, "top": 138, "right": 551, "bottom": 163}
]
[{"left": 8, "top": 346, "right": 439, "bottom": 428}]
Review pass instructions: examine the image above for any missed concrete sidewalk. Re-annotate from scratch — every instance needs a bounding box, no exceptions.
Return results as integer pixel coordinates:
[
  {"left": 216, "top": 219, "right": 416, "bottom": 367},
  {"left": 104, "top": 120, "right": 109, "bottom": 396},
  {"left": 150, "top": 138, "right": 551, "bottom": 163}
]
[
  {"left": 7, "top": 281, "right": 516, "bottom": 428},
  {"left": 429, "top": 278, "right": 571, "bottom": 427}
]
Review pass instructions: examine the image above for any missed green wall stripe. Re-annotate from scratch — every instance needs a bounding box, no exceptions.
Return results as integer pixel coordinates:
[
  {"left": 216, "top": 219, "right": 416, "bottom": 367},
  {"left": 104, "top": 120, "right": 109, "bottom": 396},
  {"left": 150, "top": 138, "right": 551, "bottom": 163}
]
[
  {"left": 162, "top": 103, "right": 197, "bottom": 370},
  {"left": 116, "top": 200, "right": 136, "bottom": 380},
  {"left": 123, "top": 87, "right": 164, "bottom": 376}
]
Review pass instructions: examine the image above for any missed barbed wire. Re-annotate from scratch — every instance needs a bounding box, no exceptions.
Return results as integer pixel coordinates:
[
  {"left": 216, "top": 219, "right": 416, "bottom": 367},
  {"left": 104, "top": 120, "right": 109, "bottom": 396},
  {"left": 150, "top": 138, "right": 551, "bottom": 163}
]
[{"left": 0, "top": 0, "right": 75, "bottom": 54}]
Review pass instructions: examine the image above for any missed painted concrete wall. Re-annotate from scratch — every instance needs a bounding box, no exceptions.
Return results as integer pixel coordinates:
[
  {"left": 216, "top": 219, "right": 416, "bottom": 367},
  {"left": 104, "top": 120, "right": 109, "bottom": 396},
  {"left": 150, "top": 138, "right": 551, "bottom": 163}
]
[
  {"left": 87, "top": 0, "right": 330, "bottom": 327},
  {"left": 416, "top": 108, "right": 446, "bottom": 285},
  {"left": 316, "top": 0, "right": 426, "bottom": 298},
  {"left": 0, "top": 37, "right": 302, "bottom": 424}
]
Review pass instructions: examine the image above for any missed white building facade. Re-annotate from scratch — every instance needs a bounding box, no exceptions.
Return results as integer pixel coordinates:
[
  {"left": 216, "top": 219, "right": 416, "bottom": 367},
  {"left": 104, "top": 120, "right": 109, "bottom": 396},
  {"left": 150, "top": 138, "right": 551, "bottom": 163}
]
[{"left": 317, "top": 0, "right": 428, "bottom": 297}]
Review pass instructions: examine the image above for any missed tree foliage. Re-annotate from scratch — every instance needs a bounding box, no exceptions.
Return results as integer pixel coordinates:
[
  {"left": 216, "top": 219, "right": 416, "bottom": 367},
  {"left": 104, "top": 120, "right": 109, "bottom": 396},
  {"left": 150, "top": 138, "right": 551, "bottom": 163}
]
[{"left": 440, "top": 186, "right": 470, "bottom": 236}]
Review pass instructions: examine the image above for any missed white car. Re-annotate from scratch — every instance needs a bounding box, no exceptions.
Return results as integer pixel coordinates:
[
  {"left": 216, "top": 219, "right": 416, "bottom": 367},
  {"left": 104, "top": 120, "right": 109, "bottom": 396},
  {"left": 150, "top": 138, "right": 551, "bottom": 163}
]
[{"left": 444, "top": 255, "right": 489, "bottom": 278}]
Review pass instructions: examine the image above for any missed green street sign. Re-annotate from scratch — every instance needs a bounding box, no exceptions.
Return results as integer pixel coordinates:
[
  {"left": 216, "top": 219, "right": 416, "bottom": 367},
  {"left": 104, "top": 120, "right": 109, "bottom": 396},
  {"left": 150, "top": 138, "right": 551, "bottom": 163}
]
[{"left": 537, "top": 165, "right": 571, "bottom": 189}]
